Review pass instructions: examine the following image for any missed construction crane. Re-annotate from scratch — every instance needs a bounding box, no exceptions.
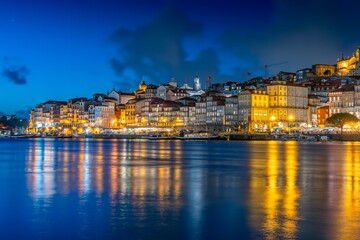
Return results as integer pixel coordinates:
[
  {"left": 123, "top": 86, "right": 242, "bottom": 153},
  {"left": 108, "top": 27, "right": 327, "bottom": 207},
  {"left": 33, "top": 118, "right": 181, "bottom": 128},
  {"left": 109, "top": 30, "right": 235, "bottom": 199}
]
[{"left": 262, "top": 61, "right": 288, "bottom": 77}]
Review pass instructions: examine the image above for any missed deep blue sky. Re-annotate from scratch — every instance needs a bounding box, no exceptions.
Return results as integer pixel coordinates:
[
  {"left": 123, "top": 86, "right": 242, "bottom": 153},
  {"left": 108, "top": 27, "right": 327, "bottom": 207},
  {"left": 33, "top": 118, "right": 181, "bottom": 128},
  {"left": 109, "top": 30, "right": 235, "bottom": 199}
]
[{"left": 1, "top": 0, "right": 360, "bottom": 115}]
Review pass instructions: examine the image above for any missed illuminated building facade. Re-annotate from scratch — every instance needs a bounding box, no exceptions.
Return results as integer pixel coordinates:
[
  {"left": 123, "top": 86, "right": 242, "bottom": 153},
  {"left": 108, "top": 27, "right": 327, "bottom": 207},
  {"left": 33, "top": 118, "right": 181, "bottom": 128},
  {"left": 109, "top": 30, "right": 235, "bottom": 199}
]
[
  {"left": 267, "top": 81, "right": 308, "bottom": 129},
  {"left": 354, "top": 84, "right": 360, "bottom": 119},
  {"left": 317, "top": 105, "right": 330, "bottom": 127},
  {"left": 125, "top": 99, "right": 137, "bottom": 126},
  {"left": 336, "top": 47, "right": 360, "bottom": 76},
  {"left": 312, "top": 64, "right": 336, "bottom": 77},
  {"left": 224, "top": 96, "right": 239, "bottom": 131},
  {"left": 308, "top": 95, "right": 321, "bottom": 127},
  {"left": 195, "top": 97, "right": 207, "bottom": 128},
  {"left": 206, "top": 95, "right": 225, "bottom": 132},
  {"left": 238, "top": 90, "right": 269, "bottom": 132},
  {"left": 328, "top": 86, "right": 355, "bottom": 116}
]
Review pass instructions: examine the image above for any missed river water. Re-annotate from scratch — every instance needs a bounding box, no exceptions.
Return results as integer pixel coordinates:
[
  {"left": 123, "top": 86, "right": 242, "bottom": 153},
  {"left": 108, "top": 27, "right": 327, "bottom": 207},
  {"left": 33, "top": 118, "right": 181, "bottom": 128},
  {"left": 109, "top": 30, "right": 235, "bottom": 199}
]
[{"left": 0, "top": 138, "right": 359, "bottom": 239}]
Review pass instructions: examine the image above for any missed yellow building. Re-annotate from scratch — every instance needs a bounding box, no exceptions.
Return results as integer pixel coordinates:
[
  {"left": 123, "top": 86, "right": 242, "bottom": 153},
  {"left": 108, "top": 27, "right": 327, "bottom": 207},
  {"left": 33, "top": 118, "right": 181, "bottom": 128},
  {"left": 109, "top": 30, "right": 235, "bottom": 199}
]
[
  {"left": 238, "top": 90, "right": 269, "bottom": 132},
  {"left": 336, "top": 47, "right": 360, "bottom": 76},
  {"left": 312, "top": 64, "right": 336, "bottom": 77},
  {"left": 125, "top": 99, "right": 136, "bottom": 126},
  {"left": 267, "top": 81, "right": 308, "bottom": 130}
]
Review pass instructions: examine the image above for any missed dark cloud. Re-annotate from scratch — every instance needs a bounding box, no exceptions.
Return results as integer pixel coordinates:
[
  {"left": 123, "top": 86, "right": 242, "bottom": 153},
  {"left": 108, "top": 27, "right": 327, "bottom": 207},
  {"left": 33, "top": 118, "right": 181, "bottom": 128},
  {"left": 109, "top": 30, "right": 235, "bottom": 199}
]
[
  {"left": 110, "top": 8, "right": 232, "bottom": 86},
  {"left": 2, "top": 57, "right": 29, "bottom": 85},
  {"left": 220, "top": 0, "right": 360, "bottom": 75}
]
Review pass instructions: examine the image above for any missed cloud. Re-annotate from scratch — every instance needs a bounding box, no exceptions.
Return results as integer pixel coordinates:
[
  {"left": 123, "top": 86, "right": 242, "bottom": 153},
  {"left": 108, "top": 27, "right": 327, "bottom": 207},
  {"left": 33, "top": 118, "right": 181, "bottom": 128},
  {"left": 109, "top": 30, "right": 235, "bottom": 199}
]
[
  {"left": 2, "top": 57, "right": 30, "bottom": 85},
  {"left": 219, "top": 0, "right": 360, "bottom": 75},
  {"left": 110, "top": 8, "right": 233, "bottom": 87}
]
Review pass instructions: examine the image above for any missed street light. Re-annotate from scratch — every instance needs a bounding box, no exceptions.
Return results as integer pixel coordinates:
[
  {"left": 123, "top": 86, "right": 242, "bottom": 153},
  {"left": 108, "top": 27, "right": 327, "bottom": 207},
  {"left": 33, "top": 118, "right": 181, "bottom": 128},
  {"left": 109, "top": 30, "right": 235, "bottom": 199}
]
[
  {"left": 288, "top": 115, "right": 294, "bottom": 133},
  {"left": 270, "top": 115, "right": 276, "bottom": 132}
]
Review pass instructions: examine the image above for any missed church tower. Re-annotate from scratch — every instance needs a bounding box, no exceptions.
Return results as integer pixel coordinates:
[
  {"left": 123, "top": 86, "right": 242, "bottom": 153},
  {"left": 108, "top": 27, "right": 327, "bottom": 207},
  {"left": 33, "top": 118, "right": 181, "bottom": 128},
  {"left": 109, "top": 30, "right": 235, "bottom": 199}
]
[{"left": 139, "top": 79, "right": 147, "bottom": 91}]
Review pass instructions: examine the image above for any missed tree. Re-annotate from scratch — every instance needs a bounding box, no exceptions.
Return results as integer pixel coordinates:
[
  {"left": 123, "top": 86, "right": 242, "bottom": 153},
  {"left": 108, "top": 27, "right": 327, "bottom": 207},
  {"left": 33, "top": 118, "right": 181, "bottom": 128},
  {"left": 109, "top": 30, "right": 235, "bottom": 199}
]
[{"left": 325, "top": 113, "right": 359, "bottom": 134}]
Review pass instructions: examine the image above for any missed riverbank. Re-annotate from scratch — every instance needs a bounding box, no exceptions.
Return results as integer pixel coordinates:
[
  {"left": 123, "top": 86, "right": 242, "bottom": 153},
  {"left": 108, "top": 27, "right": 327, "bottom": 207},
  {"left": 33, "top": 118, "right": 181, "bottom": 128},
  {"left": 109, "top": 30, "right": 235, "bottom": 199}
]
[
  {"left": 6, "top": 133, "right": 360, "bottom": 141},
  {"left": 226, "top": 133, "right": 360, "bottom": 141}
]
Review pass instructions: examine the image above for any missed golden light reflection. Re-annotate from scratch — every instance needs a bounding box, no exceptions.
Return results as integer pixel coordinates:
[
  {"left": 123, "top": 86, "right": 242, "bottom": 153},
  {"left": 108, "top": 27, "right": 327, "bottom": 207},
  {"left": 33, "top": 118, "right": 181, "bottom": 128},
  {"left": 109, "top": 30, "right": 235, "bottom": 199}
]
[
  {"left": 116, "top": 140, "right": 183, "bottom": 212},
  {"left": 249, "top": 141, "right": 300, "bottom": 239},
  {"left": 27, "top": 138, "right": 184, "bottom": 218},
  {"left": 283, "top": 141, "right": 300, "bottom": 239},
  {"left": 334, "top": 142, "right": 360, "bottom": 239},
  {"left": 263, "top": 141, "right": 281, "bottom": 239}
]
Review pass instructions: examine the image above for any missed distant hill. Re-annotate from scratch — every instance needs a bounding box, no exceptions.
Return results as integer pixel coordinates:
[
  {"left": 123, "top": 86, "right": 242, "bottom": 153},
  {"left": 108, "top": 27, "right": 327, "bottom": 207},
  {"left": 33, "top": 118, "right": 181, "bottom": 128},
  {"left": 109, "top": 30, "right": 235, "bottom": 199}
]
[{"left": 0, "top": 115, "right": 29, "bottom": 129}]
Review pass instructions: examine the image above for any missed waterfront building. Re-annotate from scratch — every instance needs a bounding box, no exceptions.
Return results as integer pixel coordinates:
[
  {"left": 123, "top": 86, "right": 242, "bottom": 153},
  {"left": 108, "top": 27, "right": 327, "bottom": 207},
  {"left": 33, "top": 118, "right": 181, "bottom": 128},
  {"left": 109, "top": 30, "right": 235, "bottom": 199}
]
[
  {"left": 125, "top": 99, "right": 137, "bottom": 126},
  {"left": 266, "top": 80, "right": 308, "bottom": 129},
  {"left": 94, "top": 101, "right": 115, "bottom": 129},
  {"left": 177, "top": 97, "right": 197, "bottom": 129},
  {"left": 308, "top": 95, "right": 321, "bottom": 127},
  {"left": 195, "top": 97, "right": 207, "bottom": 129},
  {"left": 317, "top": 105, "right": 330, "bottom": 127},
  {"left": 135, "top": 98, "right": 155, "bottom": 126},
  {"left": 305, "top": 79, "right": 341, "bottom": 104},
  {"left": 113, "top": 104, "right": 126, "bottom": 128},
  {"left": 354, "top": 84, "right": 360, "bottom": 119},
  {"left": 87, "top": 104, "right": 96, "bottom": 127},
  {"left": 206, "top": 95, "right": 225, "bottom": 132},
  {"left": 29, "top": 100, "right": 67, "bottom": 133},
  {"left": 238, "top": 90, "right": 269, "bottom": 132},
  {"left": 148, "top": 100, "right": 182, "bottom": 127},
  {"left": 328, "top": 85, "right": 355, "bottom": 116},
  {"left": 224, "top": 96, "right": 239, "bottom": 132}
]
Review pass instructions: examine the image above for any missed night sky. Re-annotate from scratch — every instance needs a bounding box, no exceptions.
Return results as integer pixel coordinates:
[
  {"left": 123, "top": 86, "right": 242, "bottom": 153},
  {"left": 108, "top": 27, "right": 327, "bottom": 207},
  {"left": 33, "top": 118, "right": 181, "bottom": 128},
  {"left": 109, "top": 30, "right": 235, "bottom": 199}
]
[{"left": 1, "top": 0, "right": 359, "bottom": 115}]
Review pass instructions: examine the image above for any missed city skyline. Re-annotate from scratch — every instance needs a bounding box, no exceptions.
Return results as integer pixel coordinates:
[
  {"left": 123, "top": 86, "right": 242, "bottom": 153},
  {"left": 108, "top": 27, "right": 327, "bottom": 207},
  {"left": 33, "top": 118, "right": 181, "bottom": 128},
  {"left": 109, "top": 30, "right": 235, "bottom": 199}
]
[{"left": 1, "top": 0, "right": 360, "bottom": 114}]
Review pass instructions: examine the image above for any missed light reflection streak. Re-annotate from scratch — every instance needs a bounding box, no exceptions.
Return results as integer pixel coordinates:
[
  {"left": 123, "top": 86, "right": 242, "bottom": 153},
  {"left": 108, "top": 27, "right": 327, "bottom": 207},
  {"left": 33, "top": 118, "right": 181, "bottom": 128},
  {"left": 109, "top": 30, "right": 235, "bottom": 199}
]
[
  {"left": 249, "top": 141, "right": 300, "bottom": 239},
  {"left": 28, "top": 139, "right": 55, "bottom": 200},
  {"left": 334, "top": 142, "right": 360, "bottom": 239},
  {"left": 109, "top": 140, "right": 119, "bottom": 201},
  {"left": 26, "top": 139, "right": 184, "bottom": 222},
  {"left": 263, "top": 141, "right": 280, "bottom": 239},
  {"left": 283, "top": 141, "right": 300, "bottom": 239},
  {"left": 60, "top": 140, "right": 70, "bottom": 195},
  {"left": 95, "top": 140, "right": 104, "bottom": 196}
]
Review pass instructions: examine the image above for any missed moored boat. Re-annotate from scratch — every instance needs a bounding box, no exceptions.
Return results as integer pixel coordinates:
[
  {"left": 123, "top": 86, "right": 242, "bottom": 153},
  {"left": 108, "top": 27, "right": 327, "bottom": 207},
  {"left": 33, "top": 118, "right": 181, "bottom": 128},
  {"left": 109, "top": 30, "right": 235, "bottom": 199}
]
[
  {"left": 144, "top": 134, "right": 171, "bottom": 140},
  {"left": 176, "top": 130, "right": 219, "bottom": 140}
]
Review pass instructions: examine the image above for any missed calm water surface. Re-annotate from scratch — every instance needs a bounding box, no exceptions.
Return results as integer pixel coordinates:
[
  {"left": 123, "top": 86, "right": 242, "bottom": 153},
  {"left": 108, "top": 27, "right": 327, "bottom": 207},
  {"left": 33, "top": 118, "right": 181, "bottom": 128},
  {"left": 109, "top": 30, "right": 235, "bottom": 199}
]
[{"left": 0, "top": 138, "right": 359, "bottom": 239}]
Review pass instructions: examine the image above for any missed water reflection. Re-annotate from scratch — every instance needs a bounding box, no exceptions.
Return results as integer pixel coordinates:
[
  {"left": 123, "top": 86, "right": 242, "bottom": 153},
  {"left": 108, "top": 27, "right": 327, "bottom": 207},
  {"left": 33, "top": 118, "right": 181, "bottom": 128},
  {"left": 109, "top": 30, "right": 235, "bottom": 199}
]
[
  {"left": 26, "top": 139, "right": 184, "bottom": 230},
  {"left": 27, "top": 139, "right": 55, "bottom": 199},
  {"left": 249, "top": 141, "right": 300, "bottom": 239},
  {"left": 19, "top": 139, "right": 360, "bottom": 239},
  {"left": 334, "top": 142, "right": 360, "bottom": 240}
]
